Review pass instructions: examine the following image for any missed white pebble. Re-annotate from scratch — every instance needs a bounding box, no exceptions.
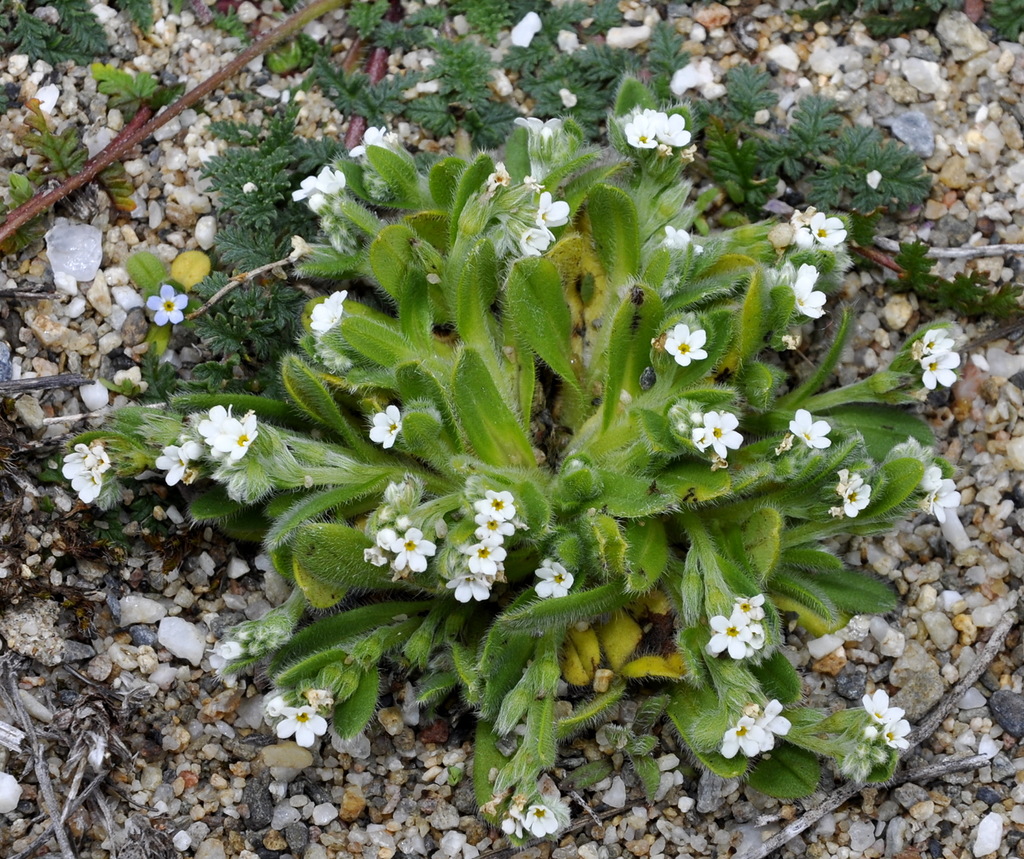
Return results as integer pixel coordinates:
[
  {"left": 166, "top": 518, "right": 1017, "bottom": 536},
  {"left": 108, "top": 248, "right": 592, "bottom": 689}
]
[
  {"left": 172, "top": 831, "right": 192, "bottom": 851},
  {"left": 557, "top": 29, "right": 579, "bottom": 53},
  {"left": 902, "top": 57, "right": 943, "bottom": 95},
  {"left": 440, "top": 831, "right": 467, "bottom": 858},
  {"left": 65, "top": 296, "right": 88, "bottom": 319},
  {"left": 54, "top": 271, "right": 79, "bottom": 296},
  {"left": 510, "top": 11, "right": 542, "bottom": 47},
  {"left": 271, "top": 802, "right": 301, "bottom": 830},
  {"left": 121, "top": 595, "right": 168, "bottom": 625},
  {"left": 807, "top": 633, "right": 844, "bottom": 659},
  {"left": 606, "top": 24, "right": 651, "bottom": 50},
  {"left": 312, "top": 802, "right": 337, "bottom": 825},
  {"left": 111, "top": 285, "right": 144, "bottom": 311},
  {"left": 978, "top": 734, "right": 999, "bottom": 759},
  {"left": 195, "top": 215, "right": 217, "bottom": 250},
  {"left": 46, "top": 219, "right": 104, "bottom": 282},
  {"left": 973, "top": 812, "right": 1003, "bottom": 857},
  {"left": 671, "top": 59, "right": 715, "bottom": 95},
  {"left": 157, "top": 617, "right": 207, "bottom": 666},
  {"left": 602, "top": 775, "right": 627, "bottom": 808},
  {"left": 80, "top": 381, "right": 109, "bottom": 411},
  {"left": 0, "top": 771, "right": 22, "bottom": 813},
  {"left": 959, "top": 687, "right": 987, "bottom": 709},
  {"left": 766, "top": 44, "right": 800, "bottom": 72}
]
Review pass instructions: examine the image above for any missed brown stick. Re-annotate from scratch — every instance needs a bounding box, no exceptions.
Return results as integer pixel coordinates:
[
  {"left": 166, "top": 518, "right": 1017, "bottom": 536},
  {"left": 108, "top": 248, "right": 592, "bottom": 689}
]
[
  {"left": 851, "top": 243, "right": 904, "bottom": 275},
  {"left": 0, "top": 0, "right": 351, "bottom": 250}
]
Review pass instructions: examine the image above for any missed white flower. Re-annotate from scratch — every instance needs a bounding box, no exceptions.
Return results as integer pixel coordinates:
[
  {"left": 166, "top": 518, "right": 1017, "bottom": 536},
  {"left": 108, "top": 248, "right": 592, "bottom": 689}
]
[
  {"left": 369, "top": 405, "right": 402, "bottom": 448},
  {"left": 755, "top": 700, "right": 792, "bottom": 752},
  {"left": 514, "top": 117, "right": 563, "bottom": 140},
  {"left": 155, "top": 440, "right": 204, "bottom": 487},
  {"left": 446, "top": 572, "right": 492, "bottom": 603},
  {"left": 146, "top": 283, "right": 188, "bottom": 326},
  {"left": 535, "top": 191, "right": 570, "bottom": 228},
  {"left": 535, "top": 559, "right": 574, "bottom": 598},
  {"left": 919, "top": 329, "right": 956, "bottom": 357},
  {"left": 794, "top": 211, "right": 847, "bottom": 249},
  {"left": 662, "top": 225, "right": 703, "bottom": 253},
  {"left": 656, "top": 112, "right": 691, "bottom": 148},
  {"left": 510, "top": 11, "right": 542, "bottom": 47},
  {"left": 70, "top": 469, "right": 104, "bottom": 504},
  {"left": 474, "top": 490, "right": 517, "bottom": 521},
  {"left": 862, "top": 689, "right": 904, "bottom": 725},
  {"left": 275, "top": 706, "right": 329, "bottom": 747},
  {"left": 209, "top": 411, "right": 258, "bottom": 461},
  {"left": 670, "top": 59, "right": 715, "bottom": 96},
  {"left": 197, "top": 405, "right": 232, "bottom": 449},
  {"left": 692, "top": 411, "right": 743, "bottom": 459},
  {"left": 502, "top": 805, "right": 525, "bottom": 838},
  {"left": 721, "top": 715, "right": 767, "bottom": 758},
  {"left": 364, "top": 546, "right": 389, "bottom": 567},
  {"left": 349, "top": 126, "right": 393, "bottom": 157},
  {"left": 310, "top": 290, "right": 348, "bottom": 334},
  {"left": 920, "top": 465, "right": 961, "bottom": 523},
  {"left": 789, "top": 409, "right": 832, "bottom": 450},
  {"left": 664, "top": 323, "right": 708, "bottom": 367},
  {"left": 388, "top": 527, "right": 436, "bottom": 573},
  {"left": 292, "top": 166, "right": 346, "bottom": 211},
  {"left": 707, "top": 611, "right": 756, "bottom": 660},
  {"left": 265, "top": 694, "right": 289, "bottom": 718},
  {"left": 835, "top": 469, "right": 871, "bottom": 517},
  {"left": 624, "top": 109, "right": 663, "bottom": 149},
  {"left": 880, "top": 716, "right": 911, "bottom": 750},
  {"left": 486, "top": 161, "right": 511, "bottom": 194},
  {"left": 62, "top": 441, "right": 111, "bottom": 503},
  {"left": 520, "top": 226, "right": 555, "bottom": 256},
  {"left": 919, "top": 350, "right": 960, "bottom": 390},
  {"left": 473, "top": 511, "right": 515, "bottom": 542},
  {"left": 464, "top": 537, "right": 506, "bottom": 577},
  {"left": 734, "top": 594, "right": 765, "bottom": 622},
  {"left": 791, "top": 263, "right": 826, "bottom": 319},
  {"left": 210, "top": 639, "right": 244, "bottom": 671},
  {"left": 523, "top": 803, "right": 560, "bottom": 837}
]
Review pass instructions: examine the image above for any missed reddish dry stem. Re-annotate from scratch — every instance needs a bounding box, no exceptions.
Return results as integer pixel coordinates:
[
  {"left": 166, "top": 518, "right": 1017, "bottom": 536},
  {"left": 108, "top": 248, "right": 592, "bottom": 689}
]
[{"left": 851, "top": 243, "right": 904, "bottom": 275}]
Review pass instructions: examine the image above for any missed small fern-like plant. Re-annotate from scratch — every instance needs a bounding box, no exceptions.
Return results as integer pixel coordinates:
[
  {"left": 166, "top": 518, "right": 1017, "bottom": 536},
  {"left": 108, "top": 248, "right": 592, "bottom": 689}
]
[{"left": 65, "top": 79, "right": 963, "bottom": 841}]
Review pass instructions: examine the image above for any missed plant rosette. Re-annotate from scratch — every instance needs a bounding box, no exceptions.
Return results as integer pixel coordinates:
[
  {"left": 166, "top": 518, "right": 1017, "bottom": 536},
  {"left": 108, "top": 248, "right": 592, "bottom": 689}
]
[{"left": 65, "top": 79, "right": 962, "bottom": 842}]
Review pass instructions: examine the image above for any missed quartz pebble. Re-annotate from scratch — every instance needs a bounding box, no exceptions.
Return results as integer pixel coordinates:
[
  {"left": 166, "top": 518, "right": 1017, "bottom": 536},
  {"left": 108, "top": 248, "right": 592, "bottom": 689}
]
[
  {"left": 157, "top": 616, "right": 207, "bottom": 666},
  {"left": 119, "top": 595, "right": 168, "bottom": 625},
  {"left": 45, "top": 220, "right": 104, "bottom": 282},
  {"left": 972, "top": 812, "right": 1003, "bottom": 857}
]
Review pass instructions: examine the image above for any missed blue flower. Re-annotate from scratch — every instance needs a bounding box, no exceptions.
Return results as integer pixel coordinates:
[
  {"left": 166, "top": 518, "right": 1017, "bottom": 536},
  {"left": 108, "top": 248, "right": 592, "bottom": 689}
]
[{"left": 147, "top": 283, "right": 188, "bottom": 326}]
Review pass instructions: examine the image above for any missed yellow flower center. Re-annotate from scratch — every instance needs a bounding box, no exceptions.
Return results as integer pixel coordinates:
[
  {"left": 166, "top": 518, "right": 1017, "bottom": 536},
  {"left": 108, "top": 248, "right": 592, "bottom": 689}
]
[
  {"left": 296, "top": 712, "right": 310, "bottom": 723},
  {"left": 389, "top": 422, "right": 399, "bottom": 433},
  {"left": 237, "top": 434, "right": 249, "bottom": 447},
  {"left": 736, "top": 725, "right": 748, "bottom": 737},
  {"left": 478, "top": 547, "right": 491, "bottom": 559},
  {"left": 405, "top": 540, "right": 417, "bottom": 551},
  {"left": 678, "top": 344, "right": 690, "bottom": 354},
  {"left": 726, "top": 626, "right": 740, "bottom": 637},
  {"left": 713, "top": 427, "right": 723, "bottom": 439},
  {"left": 162, "top": 300, "right": 177, "bottom": 312},
  {"left": 554, "top": 573, "right": 564, "bottom": 583},
  {"left": 491, "top": 500, "right": 505, "bottom": 511}
]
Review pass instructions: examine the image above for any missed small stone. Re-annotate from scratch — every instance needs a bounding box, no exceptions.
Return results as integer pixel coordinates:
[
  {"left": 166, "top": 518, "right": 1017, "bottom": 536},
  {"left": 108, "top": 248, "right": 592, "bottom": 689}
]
[
  {"left": 921, "top": 611, "right": 957, "bottom": 651},
  {"left": 111, "top": 285, "right": 144, "bottom": 311},
  {"left": 908, "top": 800, "right": 935, "bottom": 821},
  {"left": 80, "top": 381, "right": 109, "bottom": 411},
  {"left": 0, "top": 600, "right": 64, "bottom": 666},
  {"left": 439, "top": 831, "right": 467, "bottom": 858},
  {"left": 0, "top": 772, "right": 23, "bottom": 813},
  {"left": 119, "top": 595, "right": 168, "bottom": 626},
  {"left": 14, "top": 396, "right": 45, "bottom": 431},
  {"left": 976, "top": 787, "right": 1002, "bottom": 806},
  {"left": 284, "top": 822, "right": 309, "bottom": 854},
  {"left": 0, "top": 342, "right": 11, "bottom": 382},
  {"left": 835, "top": 666, "right": 867, "bottom": 701},
  {"left": 891, "top": 642, "right": 944, "bottom": 720},
  {"left": 603, "top": 776, "right": 627, "bottom": 808},
  {"left": 242, "top": 775, "right": 274, "bottom": 829},
  {"left": 902, "top": 58, "right": 943, "bottom": 95},
  {"left": 894, "top": 783, "right": 930, "bottom": 810},
  {"left": 812, "top": 647, "right": 847, "bottom": 677},
  {"left": 885, "top": 817, "right": 907, "bottom": 856},
  {"left": 46, "top": 219, "right": 103, "bottom": 281},
  {"left": 849, "top": 820, "right": 876, "bottom": 852},
  {"left": 694, "top": 3, "right": 731, "bottom": 28},
  {"left": 339, "top": 785, "right": 366, "bottom": 822},
  {"left": 807, "top": 634, "right": 844, "bottom": 659},
  {"left": 766, "top": 44, "right": 799, "bottom": 72},
  {"left": 157, "top": 616, "right": 207, "bottom": 666},
  {"left": 883, "top": 294, "right": 914, "bottom": 330},
  {"left": 259, "top": 743, "right": 314, "bottom": 770},
  {"left": 121, "top": 307, "right": 150, "bottom": 348},
  {"left": 194, "top": 838, "right": 227, "bottom": 859},
  {"left": 936, "top": 10, "right": 991, "bottom": 61},
  {"left": 938, "top": 155, "right": 969, "bottom": 190},
  {"left": 972, "top": 812, "right": 1003, "bottom": 857},
  {"left": 378, "top": 706, "right": 404, "bottom": 736},
  {"left": 988, "top": 690, "right": 1024, "bottom": 737},
  {"left": 195, "top": 215, "right": 217, "bottom": 250},
  {"left": 959, "top": 687, "right": 987, "bottom": 709},
  {"left": 1004, "top": 437, "right": 1024, "bottom": 471},
  {"left": 890, "top": 111, "right": 935, "bottom": 158},
  {"left": 86, "top": 274, "right": 113, "bottom": 316},
  {"left": 311, "top": 802, "right": 337, "bottom": 826},
  {"left": 263, "top": 830, "right": 287, "bottom": 851},
  {"left": 419, "top": 718, "right": 450, "bottom": 744},
  {"left": 172, "top": 831, "right": 192, "bottom": 852},
  {"left": 28, "top": 314, "right": 70, "bottom": 349},
  {"left": 429, "top": 801, "right": 459, "bottom": 830},
  {"left": 271, "top": 802, "right": 301, "bottom": 830},
  {"left": 606, "top": 24, "right": 651, "bottom": 49}
]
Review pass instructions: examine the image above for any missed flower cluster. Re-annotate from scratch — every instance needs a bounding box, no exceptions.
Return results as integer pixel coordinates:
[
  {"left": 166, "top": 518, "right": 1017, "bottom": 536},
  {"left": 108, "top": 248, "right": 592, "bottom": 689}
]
[
  {"left": 692, "top": 410, "right": 743, "bottom": 461},
  {"left": 663, "top": 225, "right": 703, "bottom": 254},
  {"left": 831, "top": 468, "right": 872, "bottom": 518},
  {"left": 787, "top": 263, "right": 827, "bottom": 320},
  {"left": 721, "top": 699, "right": 792, "bottom": 758},
  {"left": 62, "top": 440, "right": 111, "bottom": 503},
  {"left": 292, "top": 165, "right": 346, "bottom": 213},
  {"left": 914, "top": 329, "right": 960, "bottom": 390},
  {"left": 707, "top": 595, "right": 766, "bottom": 660},
  {"left": 310, "top": 290, "right": 347, "bottom": 335},
  {"left": 197, "top": 405, "right": 259, "bottom": 462},
  {"left": 534, "top": 558, "right": 574, "bottom": 599},
  {"left": 623, "top": 108, "right": 692, "bottom": 152},
  {"left": 502, "top": 794, "right": 565, "bottom": 840},
  {"left": 147, "top": 283, "right": 188, "bottom": 327},
  {"left": 920, "top": 465, "right": 961, "bottom": 523},
  {"left": 366, "top": 525, "right": 437, "bottom": 578},
  {"left": 791, "top": 208, "right": 847, "bottom": 249},
  {"left": 664, "top": 323, "right": 708, "bottom": 368},
  {"left": 519, "top": 190, "right": 570, "bottom": 257},
  {"left": 349, "top": 125, "right": 400, "bottom": 158},
  {"left": 154, "top": 440, "right": 203, "bottom": 487},
  {"left": 862, "top": 689, "right": 911, "bottom": 750},
  {"left": 448, "top": 490, "right": 517, "bottom": 603}
]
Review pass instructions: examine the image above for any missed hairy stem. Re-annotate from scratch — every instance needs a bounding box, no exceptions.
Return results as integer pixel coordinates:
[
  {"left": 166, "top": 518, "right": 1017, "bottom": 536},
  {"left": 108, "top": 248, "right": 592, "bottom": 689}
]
[{"left": 0, "top": 0, "right": 351, "bottom": 251}]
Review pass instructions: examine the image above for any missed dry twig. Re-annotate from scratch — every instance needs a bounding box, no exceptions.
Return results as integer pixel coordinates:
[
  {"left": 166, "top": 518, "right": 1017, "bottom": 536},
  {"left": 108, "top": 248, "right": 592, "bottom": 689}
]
[
  {"left": 874, "top": 235, "right": 1024, "bottom": 259},
  {"left": 0, "top": 374, "right": 89, "bottom": 395}
]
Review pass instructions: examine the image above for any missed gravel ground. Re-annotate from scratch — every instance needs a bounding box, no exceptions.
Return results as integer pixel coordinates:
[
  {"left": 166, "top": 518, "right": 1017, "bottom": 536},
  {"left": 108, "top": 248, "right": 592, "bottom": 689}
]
[{"left": 1, "top": 2, "right": 1024, "bottom": 858}]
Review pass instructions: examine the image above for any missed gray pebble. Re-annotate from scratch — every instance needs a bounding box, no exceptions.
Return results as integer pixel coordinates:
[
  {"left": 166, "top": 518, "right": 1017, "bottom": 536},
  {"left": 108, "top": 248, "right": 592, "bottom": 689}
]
[
  {"left": 129, "top": 624, "right": 159, "bottom": 647},
  {"left": 428, "top": 800, "right": 460, "bottom": 830},
  {"left": 886, "top": 816, "right": 907, "bottom": 854},
  {"left": 62, "top": 640, "right": 96, "bottom": 661},
  {"left": 0, "top": 341, "right": 11, "bottom": 382},
  {"left": 988, "top": 689, "right": 1024, "bottom": 737},
  {"left": 241, "top": 774, "right": 274, "bottom": 830},
  {"left": 835, "top": 666, "right": 867, "bottom": 701},
  {"left": 121, "top": 307, "right": 150, "bottom": 348},
  {"left": 284, "top": 822, "right": 309, "bottom": 854},
  {"left": 696, "top": 770, "right": 728, "bottom": 813},
  {"left": 976, "top": 786, "right": 1003, "bottom": 806},
  {"left": 893, "top": 782, "right": 930, "bottom": 809},
  {"left": 890, "top": 111, "right": 935, "bottom": 158}
]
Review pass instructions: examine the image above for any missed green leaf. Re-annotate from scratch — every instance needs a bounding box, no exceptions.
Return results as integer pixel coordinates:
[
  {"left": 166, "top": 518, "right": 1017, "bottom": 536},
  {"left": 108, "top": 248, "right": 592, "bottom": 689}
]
[
  {"left": 451, "top": 153, "right": 494, "bottom": 240},
  {"left": 171, "top": 393, "right": 307, "bottom": 430},
  {"left": 659, "top": 462, "right": 733, "bottom": 505},
  {"left": 746, "top": 744, "right": 821, "bottom": 799},
  {"left": 824, "top": 404, "right": 933, "bottom": 462},
  {"left": 597, "top": 469, "right": 677, "bottom": 518},
  {"left": 333, "top": 667, "right": 381, "bottom": 738},
  {"left": 126, "top": 251, "right": 168, "bottom": 295},
  {"left": 750, "top": 650, "right": 803, "bottom": 704},
  {"left": 777, "top": 309, "right": 853, "bottom": 409},
  {"left": 497, "top": 583, "right": 630, "bottom": 634},
  {"left": 452, "top": 347, "right": 534, "bottom": 467},
  {"left": 473, "top": 719, "right": 507, "bottom": 809},
  {"left": 264, "top": 482, "right": 385, "bottom": 549},
  {"left": 741, "top": 507, "right": 782, "bottom": 580},
  {"left": 591, "top": 514, "right": 627, "bottom": 579},
  {"left": 369, "top": 224, "right": 419, "bottom": 303},
  {"left": 805, "top": 568, "right": 897, "bottom": 615},
  {"left": 292, "top": 523, "right": 423, "bottom": 595},
  {"left": 631, "top": 753, "right": 662, "bottom": 802},
  {"left": 429, "top": 157, "right": 467, "bottom": 210},
  {"left": 720, "top": 267, "right": 769, "bottom": 375},
  {"left": 189, "top": 485, "right": 249, "bottom": 521},
  {"left": 504, "top": 257, "right": 579, "bottom": 389},
  {"left": 586, "top": 184, "right": 640, "bottom": 287},
  {"left": 340, "top": 315, "right": 418, "bottom": 368},
  {"left": 624, "top": 518, "right": 669, "bottom": 592},
  {"left": 365, "top": 145, "right": 423, "bottom": 208},
  {"left": 667, "top": 687, "right": 748, "bottom": 779},
  {"left": 602, "top": 284, "right": 663, "bottom": 429},
  {"left": 614, "top": 76, "right": 657, "bottom": 116},
  {"left": 455, "top": 238, "right": 499, "bottom": 350},
  {"left": 280, "top": 354, "right": 355, "bottom": 441}
]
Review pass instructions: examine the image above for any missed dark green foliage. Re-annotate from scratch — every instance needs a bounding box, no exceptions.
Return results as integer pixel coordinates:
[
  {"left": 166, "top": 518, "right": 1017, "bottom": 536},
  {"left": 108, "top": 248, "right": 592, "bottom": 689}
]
[
  {"left": 112, "top": 0, "right": 153, "bottom": 30},
  {"left": 1, "top": 0, "right": 108, "bottom": 65},
  {"left": 990, "top": 0, "right": 1024, "bottom": 39},
  {"left": 91, "top": 63, "right": 183, "bottom": 117},
  {"left": 450, "top": 0, "right": 512, "bottom": 40},
  {"left": 211, "top": 8, "right": 248, "bottom": 41},
  {"left": 347, "top": 0, "right": 390, "bottom": 37},
  {"left": 697, "top": 65, "right": 930, "bottom": 215},
  {"left": 312, "top": 57, "right": 411, "bottom": 127},
  {"left": 890, "top": 241, "right": 1022, "bottom": 319}
]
